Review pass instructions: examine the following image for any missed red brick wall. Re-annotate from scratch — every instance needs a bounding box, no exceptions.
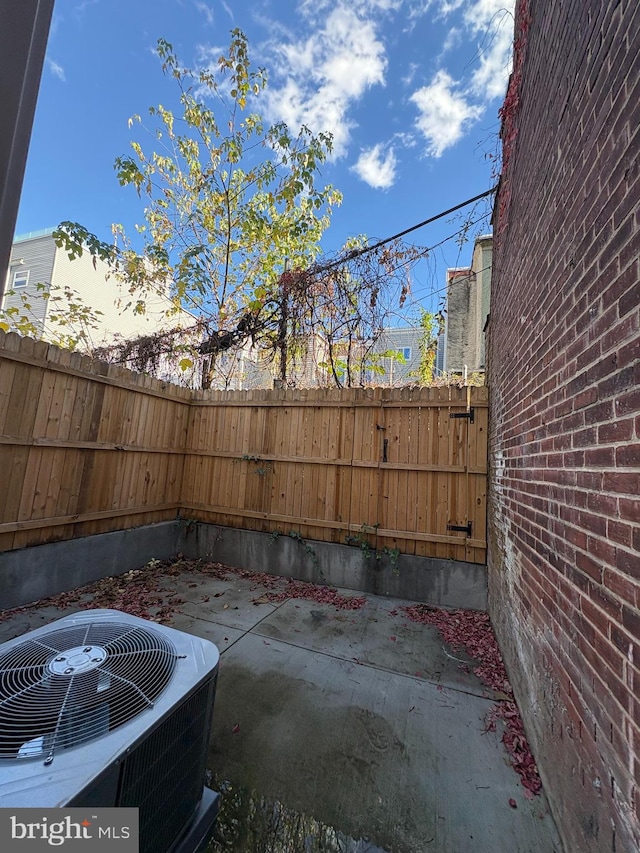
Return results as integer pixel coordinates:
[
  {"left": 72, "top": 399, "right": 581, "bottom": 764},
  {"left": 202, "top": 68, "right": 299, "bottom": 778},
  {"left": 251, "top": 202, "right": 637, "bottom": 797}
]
[{"left": 487, "top": 1, "right": 640, "bottom": 851}]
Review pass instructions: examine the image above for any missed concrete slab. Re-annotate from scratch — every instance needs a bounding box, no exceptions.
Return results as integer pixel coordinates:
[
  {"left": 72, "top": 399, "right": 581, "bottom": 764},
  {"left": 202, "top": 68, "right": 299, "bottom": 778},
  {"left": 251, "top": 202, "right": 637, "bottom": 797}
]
[
  {"left": 0, "top": 603, "right": 90, "bottom": 644},
  {"left": 170, "top": 572, "right": 282, "bottom": 633},
  {"left": 253, "top": 596, "right": 491, "bottom": 698},
  {"left": 209, "top": 631, "right": 562, "bottom": 853},
  {"left": 0, "top": 520, "right": 487, "bottom": 611},
  {"left": 169, "top": 612, "right": 245, "bottom": 654},
  {"left": 0, "top": 561, "right": 563, "bottom": 853}
]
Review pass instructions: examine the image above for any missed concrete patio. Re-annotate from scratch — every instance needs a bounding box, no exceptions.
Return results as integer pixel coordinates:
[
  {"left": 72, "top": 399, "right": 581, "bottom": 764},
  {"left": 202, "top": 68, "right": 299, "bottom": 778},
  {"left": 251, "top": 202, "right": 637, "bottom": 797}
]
[{"left": 0, "top": 561, "right": 563, "bottom": 852}]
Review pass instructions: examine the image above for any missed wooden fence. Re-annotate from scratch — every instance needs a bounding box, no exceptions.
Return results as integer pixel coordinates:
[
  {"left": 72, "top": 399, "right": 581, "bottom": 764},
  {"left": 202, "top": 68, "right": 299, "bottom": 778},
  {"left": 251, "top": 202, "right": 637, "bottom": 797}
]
[
  {"left": 0, "top": 332, "right": 488, "bottom": 563},
  {"left": 0, "top": 332, "right": 190, "bottom": 554}
]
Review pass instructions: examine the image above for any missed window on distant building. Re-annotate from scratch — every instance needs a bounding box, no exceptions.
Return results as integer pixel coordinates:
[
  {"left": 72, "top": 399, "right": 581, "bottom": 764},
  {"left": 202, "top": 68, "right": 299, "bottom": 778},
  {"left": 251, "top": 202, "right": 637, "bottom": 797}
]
[
  {"left": 12, "top": 269, "right": 29, "bottom": 288},
  {"left": 398, "top": 347, "right": 411, "bottom": 360}
]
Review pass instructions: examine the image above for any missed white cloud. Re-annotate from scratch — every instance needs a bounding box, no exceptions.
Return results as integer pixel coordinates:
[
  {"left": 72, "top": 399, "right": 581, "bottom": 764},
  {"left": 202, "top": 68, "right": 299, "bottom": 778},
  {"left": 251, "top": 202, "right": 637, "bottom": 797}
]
[
  {"left": 47, "top": 58, "right": 66, "bottom": 81},
  {"left": 405, "top": 0, "right": 514, "bottom": 155},
  {"left": 300, "top": 0, "right": 402, "bottom": 15},
  {"left": 352, "top": 144, "right": 397, "bottom": 189},
  {"left": 194, "top": 2, "right": 214, "bottom": 25},
  {"left": 465, "top": 2, "right": 515, "bottom": 100},
  {"left": 440, "top": 26, "right": 462, "bottom": 56},
  {"left": 463, "top": 0, "right": 513, "bottom": 29},
  {"left": 358, "top": 0, "right": 404, "bottom": 9},
  {"left": 402, "top": 62, "right": 419, "bottom": 87},
  {"left": 265, "top": 5, "right": 387, "bottom": 157},
  {"left": 408, "top": 1, "right": 514, "bottom": 101},
  {"left": 393, "top": 130, "right": 417, "bottom": 148},
  {"left": 410, "top": 70, "right": 482, "bottom": 156},
  {"left": 408, "top": 0, "right": 464, "bottom": 19},
  {"left": 220, "top": 0, "right": 233, "bottom": 21},
  {"left": 191, "top": 0, "right": 514, "bottom": 164}
]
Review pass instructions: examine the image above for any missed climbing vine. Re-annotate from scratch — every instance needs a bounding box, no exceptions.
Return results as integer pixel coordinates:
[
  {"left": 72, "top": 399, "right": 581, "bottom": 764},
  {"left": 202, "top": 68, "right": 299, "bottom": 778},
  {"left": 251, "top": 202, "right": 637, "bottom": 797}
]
[{"left": 496, "top": 0, "right": 531, "bottom": 237}]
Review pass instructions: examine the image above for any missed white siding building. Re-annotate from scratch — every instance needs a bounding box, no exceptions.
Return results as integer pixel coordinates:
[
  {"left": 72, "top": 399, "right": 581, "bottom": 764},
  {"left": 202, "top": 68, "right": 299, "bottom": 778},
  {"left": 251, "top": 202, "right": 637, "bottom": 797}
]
[
  {"left": 368, "top": 327, "right": 423, "bottom": 386},
  {"left": 2, "top": 228, "right": 195, "bottom": 352}
]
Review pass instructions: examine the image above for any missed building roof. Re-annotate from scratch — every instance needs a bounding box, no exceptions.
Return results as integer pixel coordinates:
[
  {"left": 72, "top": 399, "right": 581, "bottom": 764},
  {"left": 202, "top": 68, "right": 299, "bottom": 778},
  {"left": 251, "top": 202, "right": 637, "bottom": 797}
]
[{"left": 13, "top": 227, "right": 56, "bottom": 244}]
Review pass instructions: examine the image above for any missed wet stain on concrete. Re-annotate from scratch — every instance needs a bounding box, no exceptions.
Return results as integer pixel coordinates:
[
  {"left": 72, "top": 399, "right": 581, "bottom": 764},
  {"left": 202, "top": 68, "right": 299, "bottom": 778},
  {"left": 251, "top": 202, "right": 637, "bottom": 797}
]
[
  {"left": 209, "top": 664, "right": 435, "bottom": 853},
  {"left": 206, "top": 775, "right": 391, "bottom": 853}
]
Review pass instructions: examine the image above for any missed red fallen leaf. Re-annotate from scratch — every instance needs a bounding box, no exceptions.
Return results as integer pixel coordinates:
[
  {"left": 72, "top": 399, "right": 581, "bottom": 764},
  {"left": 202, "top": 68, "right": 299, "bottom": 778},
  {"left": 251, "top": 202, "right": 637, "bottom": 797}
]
[
  {"left": 389, "top": 636, "right": 397, "bottom": 642},
  {"left": 260, "top": 578, "right": 365, "bottom": 610},
  {"left": 231, "top": 724, "right": 240, "bottom": 734},
  {"left": 414, "top": 671, "right": 423, "bottom": 677},
  {"left": 509, "top": 799, "right": 517, "bottom": 808},
  {"left": 401, "top": 603, "right": 542, "bottom": 797}
]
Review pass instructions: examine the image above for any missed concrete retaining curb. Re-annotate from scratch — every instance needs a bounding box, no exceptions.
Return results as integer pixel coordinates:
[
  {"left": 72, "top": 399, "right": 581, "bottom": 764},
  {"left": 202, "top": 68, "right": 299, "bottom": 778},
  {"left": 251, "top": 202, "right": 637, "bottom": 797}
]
[{"left": 1, "top": 521, "right": 487, "bottom": 611}]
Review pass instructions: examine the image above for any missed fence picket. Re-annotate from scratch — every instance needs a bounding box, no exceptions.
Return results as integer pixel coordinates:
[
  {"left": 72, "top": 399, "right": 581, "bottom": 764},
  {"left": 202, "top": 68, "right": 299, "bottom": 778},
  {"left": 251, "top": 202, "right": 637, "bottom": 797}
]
[{"left": 0, "top": 332, "right": 487, "bottom": 563}]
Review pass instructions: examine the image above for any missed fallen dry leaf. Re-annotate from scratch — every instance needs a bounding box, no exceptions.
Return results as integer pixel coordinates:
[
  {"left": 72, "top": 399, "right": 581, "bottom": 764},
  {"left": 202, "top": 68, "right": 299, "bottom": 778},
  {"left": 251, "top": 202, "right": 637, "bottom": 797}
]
[
  {"left": 255, "top": 577, "right": 366, "bottom": 610},
  {"left": 402, "top": 603, "right": 542, "bottom": 797}
]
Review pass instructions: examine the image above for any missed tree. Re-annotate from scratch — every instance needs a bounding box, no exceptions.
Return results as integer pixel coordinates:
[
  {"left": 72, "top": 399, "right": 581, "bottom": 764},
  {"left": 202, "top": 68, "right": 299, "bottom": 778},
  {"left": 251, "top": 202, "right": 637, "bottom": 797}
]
[
  {"left": 266, "top": 236, "right": 424, "bottom": 388},
  {"left": 0, "top": 282, "right": 105, "bottom": 351},
  {"left": 55, "top": 29, "right": 341, "bottom": 386},
  {"left": 413, "top": 308, "right": 444, "bottom": 384}
]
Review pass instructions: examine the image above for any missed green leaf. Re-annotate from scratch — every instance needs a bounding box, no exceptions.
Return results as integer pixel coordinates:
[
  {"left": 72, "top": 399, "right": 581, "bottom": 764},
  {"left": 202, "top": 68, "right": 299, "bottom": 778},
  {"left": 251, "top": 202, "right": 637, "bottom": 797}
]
[{"left": 41, "top": 29, "right": 348, "bottom": 386}]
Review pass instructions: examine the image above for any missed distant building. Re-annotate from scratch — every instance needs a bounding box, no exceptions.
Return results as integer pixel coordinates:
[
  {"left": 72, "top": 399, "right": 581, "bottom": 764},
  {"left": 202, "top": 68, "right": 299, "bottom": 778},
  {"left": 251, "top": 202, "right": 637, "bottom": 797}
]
[
  {"left": 444, "top": 234, "right": 492, "bottom": 375},
  {"left": 368, "top": 327, "right": 423, "bottom": 386},
  {"left": 2, "top": 228, "right": 195, "bottom": 354},
  {"left": 435, "top": 330, "right": 445, "bottom": 376},
  {"left": 201, "top": 333, "right": 332, "bottom": 391}
]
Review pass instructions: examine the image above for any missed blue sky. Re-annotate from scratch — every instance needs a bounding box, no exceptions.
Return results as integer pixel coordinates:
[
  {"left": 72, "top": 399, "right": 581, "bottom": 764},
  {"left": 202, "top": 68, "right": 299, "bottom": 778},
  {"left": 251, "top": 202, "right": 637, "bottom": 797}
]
[{"left": 17, "top": 0, "right": 514, "bottom": 318}]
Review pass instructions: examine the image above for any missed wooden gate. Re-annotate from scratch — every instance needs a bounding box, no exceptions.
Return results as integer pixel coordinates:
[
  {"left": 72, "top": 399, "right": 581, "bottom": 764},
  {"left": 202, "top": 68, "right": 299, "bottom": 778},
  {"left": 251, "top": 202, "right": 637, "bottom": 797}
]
[{"left": 352, "top": 386, "right": 487, "bottom": 564}]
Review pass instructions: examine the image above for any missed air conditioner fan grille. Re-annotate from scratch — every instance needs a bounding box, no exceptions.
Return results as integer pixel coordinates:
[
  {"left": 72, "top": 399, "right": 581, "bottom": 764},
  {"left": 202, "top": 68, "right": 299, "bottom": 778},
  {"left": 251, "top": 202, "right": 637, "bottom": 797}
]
[{"left": 0, "top": 621, "right": 178, "bottom": 761}]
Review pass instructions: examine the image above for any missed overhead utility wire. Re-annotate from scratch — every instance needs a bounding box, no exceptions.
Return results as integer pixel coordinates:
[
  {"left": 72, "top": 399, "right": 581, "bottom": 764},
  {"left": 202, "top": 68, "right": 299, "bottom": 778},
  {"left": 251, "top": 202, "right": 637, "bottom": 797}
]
[
  {"left": 314, "top": 186, "right": 497, "bottom": 274},
  {"left": 96, "top": 188, "right": 497, "bottom": 364}
]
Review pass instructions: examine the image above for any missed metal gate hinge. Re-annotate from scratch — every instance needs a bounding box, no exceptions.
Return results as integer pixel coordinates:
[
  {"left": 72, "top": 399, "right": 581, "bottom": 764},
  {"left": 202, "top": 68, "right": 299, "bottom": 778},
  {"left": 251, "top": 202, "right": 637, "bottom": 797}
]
[
  {"left": 449, "top": 408, "right": 474, "bottom": 423},
  {"left": 447, "top": 522, "right": 472, "bottom": 536}
]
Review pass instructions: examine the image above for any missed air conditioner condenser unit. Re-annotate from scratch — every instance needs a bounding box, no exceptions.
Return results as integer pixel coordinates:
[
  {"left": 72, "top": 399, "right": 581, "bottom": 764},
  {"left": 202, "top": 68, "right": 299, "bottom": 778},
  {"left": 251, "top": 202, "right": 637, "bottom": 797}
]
[{"left": 0, "top": 609, "right": 221, "bottom": 853}]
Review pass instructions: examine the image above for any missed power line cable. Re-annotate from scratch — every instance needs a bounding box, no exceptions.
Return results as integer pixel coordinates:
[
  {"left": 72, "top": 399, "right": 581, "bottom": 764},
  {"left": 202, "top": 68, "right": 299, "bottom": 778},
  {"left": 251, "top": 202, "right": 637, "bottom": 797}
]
[
  {"left": 96, "top": 191, "right": 495, "bottom": 363},
  {"left": 313, "top": 186, "right": 496, "bottom": 273}
]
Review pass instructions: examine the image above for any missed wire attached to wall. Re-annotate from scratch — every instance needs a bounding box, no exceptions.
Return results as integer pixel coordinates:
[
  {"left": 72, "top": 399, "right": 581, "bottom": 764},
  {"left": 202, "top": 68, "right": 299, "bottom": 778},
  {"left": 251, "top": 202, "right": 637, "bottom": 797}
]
[{"left": 312, "top": 186, "right": 497, "bottom": 274}]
